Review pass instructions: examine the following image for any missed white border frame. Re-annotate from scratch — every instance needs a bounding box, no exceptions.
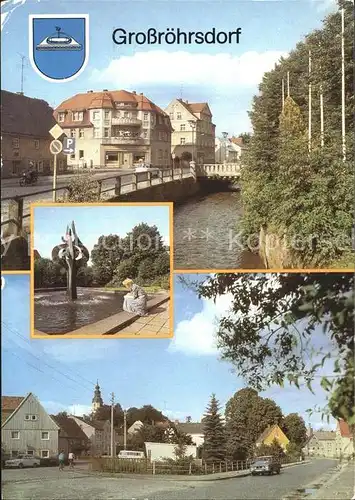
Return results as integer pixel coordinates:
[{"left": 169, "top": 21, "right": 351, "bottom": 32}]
[{"left": 28, "top": 14, "right": 89, "bottom": 83}]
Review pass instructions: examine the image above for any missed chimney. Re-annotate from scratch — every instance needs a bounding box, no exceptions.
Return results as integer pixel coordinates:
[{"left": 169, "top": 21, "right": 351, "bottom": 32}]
[
  {"left": 140, "top": 92, "right": 143, "bottom": 95},
  {"left": 186, "top": 416, "right": 192, "bottom": 423},
  {"left": 103, "top": 89, "right": 108, "bottom": 92},
  {"left": 87, "top": 90, "right": 93, "bottom": 93},
  {"left": 132, "top": 91, "right": 136, "bottom": 94}
]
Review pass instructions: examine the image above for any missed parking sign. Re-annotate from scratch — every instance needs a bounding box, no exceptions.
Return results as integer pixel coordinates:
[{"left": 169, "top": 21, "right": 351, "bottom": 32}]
[{"left": 63, "top": 137, "right": 76, "bottom": 155}]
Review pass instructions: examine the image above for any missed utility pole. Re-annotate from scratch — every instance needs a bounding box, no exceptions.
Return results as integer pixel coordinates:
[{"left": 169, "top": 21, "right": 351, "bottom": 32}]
[
  {"left": 124, "top": 410, "right": 127, "bottom": 450},
  {"left": 110, "top": 393, "right": 115, "bottom": 458},
  {"left": 320, "top": 84, "right": 324, "bottom": 147},
  {"left": 287, "top": 71, "right": 290, "bottom": 97},
  {"left": 281, "top": 78, "right": 285, "bottom": 110},
  {"left": 308, "top": 50, "right": 312, "bottom": 153},
  {"left": 341, "top": 7, "right": 346, "bottom": 162}
]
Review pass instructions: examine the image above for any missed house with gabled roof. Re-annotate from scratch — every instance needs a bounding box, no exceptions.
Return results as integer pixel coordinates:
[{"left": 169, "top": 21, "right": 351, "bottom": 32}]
[
  {"left": 1, "top": 393, "right": 60, "bottom": 459},
  {"left": 255, "top": 424, "right": 290, "bottom": 451},
  {"left": 68, "top": 415, "right": 120, "bottom": 456},
  {"left": 175, "top": 421, "right": 205, "bottom": 447},
  {"left": 51, "top": 414, "right": 90, "bottom": 456},
  {"left": 165, "top": 98, "right": 215, "bottom": 165}
]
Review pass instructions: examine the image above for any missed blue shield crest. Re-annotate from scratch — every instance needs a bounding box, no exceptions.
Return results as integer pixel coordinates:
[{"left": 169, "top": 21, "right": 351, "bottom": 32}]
[{"left": 29, "top": 14, "right": 89, "bottom": 82}]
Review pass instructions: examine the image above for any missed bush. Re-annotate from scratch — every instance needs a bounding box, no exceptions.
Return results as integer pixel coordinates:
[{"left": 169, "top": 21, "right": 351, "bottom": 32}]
[{"left": 63, "top": 174, "right": 100, "bottom": 202}]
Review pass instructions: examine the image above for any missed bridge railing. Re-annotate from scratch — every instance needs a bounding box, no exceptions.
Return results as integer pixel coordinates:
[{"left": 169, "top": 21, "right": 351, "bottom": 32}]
[
  {"left": 1, "top": 166, "right": 193, "bottom": 236},
  {"left": 197, "top": 163, "right": 241, "bottom": 176}
]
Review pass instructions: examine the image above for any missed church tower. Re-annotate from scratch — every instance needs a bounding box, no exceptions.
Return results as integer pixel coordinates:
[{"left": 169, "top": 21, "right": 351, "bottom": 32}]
[{"left": 92, "top": 380, "right": 103, "bottom": 412}]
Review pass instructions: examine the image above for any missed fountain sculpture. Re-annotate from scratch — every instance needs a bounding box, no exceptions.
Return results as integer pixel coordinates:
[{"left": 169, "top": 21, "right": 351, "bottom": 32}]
[{"left": 51, "top": 221, "right": 89, "bottom": 300}]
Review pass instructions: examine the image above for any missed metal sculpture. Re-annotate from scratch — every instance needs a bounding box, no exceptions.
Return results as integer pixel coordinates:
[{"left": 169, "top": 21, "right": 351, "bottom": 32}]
[{"left": 51, "top": 221, "right": 89, "bottom": 300}]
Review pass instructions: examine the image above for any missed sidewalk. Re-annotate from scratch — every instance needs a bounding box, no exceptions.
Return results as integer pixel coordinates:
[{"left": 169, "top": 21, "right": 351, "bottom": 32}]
[
  {"left": 112, "top": 300, "right": 170, "bottom": 336},
  {"left": 313, "top": 462, "right": 354, "bottom": 499}
]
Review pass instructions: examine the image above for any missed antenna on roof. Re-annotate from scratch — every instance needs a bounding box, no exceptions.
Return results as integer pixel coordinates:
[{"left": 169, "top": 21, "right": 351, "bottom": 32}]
[{"left": 18, "top": 53, "right": 26, "bottom": 95}]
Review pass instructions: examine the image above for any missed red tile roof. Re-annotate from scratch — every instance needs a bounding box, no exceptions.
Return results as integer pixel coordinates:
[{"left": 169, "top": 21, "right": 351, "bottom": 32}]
[
  {"left": 338, "top": 419, "right": 352, "bottom": 438},
  {"left": 1, "top": 396, "right": 24, "bottom": 411},
  {"left": 55, "top": 90, "right": 168, "bottom": 116}
]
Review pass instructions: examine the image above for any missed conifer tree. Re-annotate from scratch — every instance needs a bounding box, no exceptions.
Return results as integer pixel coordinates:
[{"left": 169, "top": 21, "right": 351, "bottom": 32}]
[{"left": 202, "top": 394, "right": 226, "bottom": 462}]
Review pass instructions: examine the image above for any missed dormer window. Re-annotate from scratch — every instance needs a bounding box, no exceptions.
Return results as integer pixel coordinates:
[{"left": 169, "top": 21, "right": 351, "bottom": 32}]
[
  {"left": 58, "top": 112, "right": 65, "bottom": 122},
  {"left": 72, "top": 111, "right": 83, "bottom": 121}
]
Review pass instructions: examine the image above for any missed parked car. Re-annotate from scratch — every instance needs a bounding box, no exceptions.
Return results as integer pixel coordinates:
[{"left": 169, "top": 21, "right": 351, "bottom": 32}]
[
  {"left": 5, "top": 454, "right": 41, "bottom": 469},
  {"left": 250, "top": 455, "right": 281, "bottom": 476}
]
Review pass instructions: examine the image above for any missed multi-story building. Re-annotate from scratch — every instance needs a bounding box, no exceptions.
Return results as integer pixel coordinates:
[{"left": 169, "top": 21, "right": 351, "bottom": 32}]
[
  {"left": 1, "top": 393, "right": 60, "bottom": 459},
  {"left": 215, "top": 136, "right": 245, "bottom": 163},
  {"left": 165, "top": 99, "right": 215, "bottom": 165},
  {"left": 1, "top": 90, "right": 66, "bottom": 177},
  {"left": 68, "top": 415, "right": 120, "bottom": 456},
  {"left": 54, "top": 89, "right": 172, "bottom": 168}
]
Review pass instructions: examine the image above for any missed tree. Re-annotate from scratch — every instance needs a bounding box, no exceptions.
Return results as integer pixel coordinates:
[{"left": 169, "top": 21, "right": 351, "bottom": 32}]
[
  {"left": 34, "top": 258, "right": 66, "bottom": 288},
  {"left": 238, "top": 132, "right": 252, "bottom": 145},
  {"left": 225, "top": 388, "right": 283, "bottom": 460},
  {"left": 203, "top": 394, "right": 226, "bottom": 462},
  {"left": 181, "top": 273, "right": 354, "bottom": 423},
  {"left": 174, "top": 441, "right": 187, "bottom": 460},
  {"left": 154, "top": 253, "right": 170, "bottom": 276},
  {"left": 121, "top": 223, "right": 166, "bottom": 261},
  {"left": 281, "top": 413, "right": 307, "bottom": 447},
  {"left": 138, "top": 257, "right": 156, "bottom": 283},
  {"left": 126, "top": 405, "right": 167, "bottom": 427},
  {"left": 94, "top": 404, "right": 124, "bottom": 427},
  {"left": 91, "top": 235, "right": 124, "bottom": 285},
  {"left": 181, "top": 151, "right": 192, "bottom": 162},
  {"left": 240, "top": 2, "right": 354, "bottom": 268}
]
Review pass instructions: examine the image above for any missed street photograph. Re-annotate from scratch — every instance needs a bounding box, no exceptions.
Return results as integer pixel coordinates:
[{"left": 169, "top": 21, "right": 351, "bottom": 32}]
[
  {"left": 1, "top": 272, "right": 354, "bottom": 499},
  {"left": 31, "top": 203, "right": 172, "bottom": 337}
]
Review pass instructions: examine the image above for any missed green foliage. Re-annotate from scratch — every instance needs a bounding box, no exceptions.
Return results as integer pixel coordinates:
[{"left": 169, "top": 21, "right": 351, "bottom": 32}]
[
  {"left": 181, "top": 273, "right": 354, "bottom": 423},
  {"left": 286, "top": 441, "right": 303, "bottom": 461},
  {"left": 241, "top": 3, "right": 354, "bottom": 267},
  {"left": 203, "top": 394, "right": 226, "bottom": 462},
  {"left": 257, "top": 439, "right": 285, "bottom": 459},
  {"left": 91, "top": 235, "right": 124, "bottom": 285},
  {"left": 126, "top": 405, "right": 167, "bottom": 427},
  {"left": 138, "top": 258, "right": 156, "bottom": 283},
  {"left": 281, "top": 413, "right": 307, "bottom": 447},
  {"left": 93, "top": 404, "right": 123, "bottom": 427},
  {"left": 225, "top": 388, "right": 283, "bottom": 460},
  {"left": 64, "top": 174, "right": 100, "bottom": 202},
  {"left": 34, "top": 258, "right": 66, "bottom": 288}
]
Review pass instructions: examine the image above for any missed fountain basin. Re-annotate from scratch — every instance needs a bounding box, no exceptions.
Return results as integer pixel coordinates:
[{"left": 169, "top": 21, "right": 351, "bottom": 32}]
[{"left": 34, "top": 288, "right": 126, "bottom": 334}]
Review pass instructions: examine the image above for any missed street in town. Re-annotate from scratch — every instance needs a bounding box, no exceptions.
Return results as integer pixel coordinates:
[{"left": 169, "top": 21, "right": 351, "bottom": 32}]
[{"left": 1, "top": 459, "right": 344, "bottom": 500}]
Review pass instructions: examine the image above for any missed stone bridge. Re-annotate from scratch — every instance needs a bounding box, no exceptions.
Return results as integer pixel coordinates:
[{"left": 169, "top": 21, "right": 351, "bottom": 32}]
[{"left": 196, "top": 163, "right": 241, "bottom": 178}]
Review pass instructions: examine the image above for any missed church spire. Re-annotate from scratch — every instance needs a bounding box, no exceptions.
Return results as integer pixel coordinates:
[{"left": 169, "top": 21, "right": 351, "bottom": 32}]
[{"left": 92, "top": 380, "right": 103, "bottom": 412}]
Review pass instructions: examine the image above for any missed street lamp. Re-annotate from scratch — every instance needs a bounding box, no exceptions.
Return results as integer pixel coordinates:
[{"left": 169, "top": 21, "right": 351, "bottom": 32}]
[
  {"left": 222, "top": 131, "right": 228, "bottom": 164},
  {"left": 188, "top": 120, "right": 196, "bottom": 162}
]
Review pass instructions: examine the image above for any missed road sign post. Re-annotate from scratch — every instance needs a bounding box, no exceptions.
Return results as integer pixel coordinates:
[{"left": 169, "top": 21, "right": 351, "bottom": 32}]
[{"left": 50, "top": 139, "right": 63, "bottom": 202}]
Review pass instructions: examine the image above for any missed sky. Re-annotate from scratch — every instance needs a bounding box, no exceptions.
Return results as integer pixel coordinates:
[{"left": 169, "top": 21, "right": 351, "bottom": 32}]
[
  {"left": 2, "top": 273, "right": 338, "bottom": 429},
  {"left": 1, "top": 0, "right": 338, "bottom": 136},
  {"left": 33, "top": 205, "right": 170, "bottom": 258}
]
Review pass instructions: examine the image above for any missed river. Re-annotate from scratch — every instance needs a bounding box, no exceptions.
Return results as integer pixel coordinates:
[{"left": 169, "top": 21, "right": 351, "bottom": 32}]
[{"left": 173, "top": 191, "right": 265, "bottom": 269}]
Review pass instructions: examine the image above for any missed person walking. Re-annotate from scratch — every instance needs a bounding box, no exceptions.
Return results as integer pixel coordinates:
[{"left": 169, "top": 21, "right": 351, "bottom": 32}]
[
  {"left": 58, "top": 450, "right": 65, "bottom": 471},
  {"left": 68, "top": 451, "right": 75, "bottom": 469}
]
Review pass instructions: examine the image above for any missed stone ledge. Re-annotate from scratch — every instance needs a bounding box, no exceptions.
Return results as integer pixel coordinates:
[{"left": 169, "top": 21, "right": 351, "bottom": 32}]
[{"left": 33, "top": 293, "right": 170, "bottom": 336}]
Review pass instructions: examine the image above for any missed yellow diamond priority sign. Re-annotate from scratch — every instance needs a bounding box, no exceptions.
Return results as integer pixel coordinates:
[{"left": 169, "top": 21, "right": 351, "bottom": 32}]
[{"left": 49, "top": 124, "right": 64, "bottom": 140}]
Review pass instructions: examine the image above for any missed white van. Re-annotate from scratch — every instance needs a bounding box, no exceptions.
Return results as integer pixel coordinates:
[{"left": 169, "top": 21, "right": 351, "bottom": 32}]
[{"left": 118, "top": 450, "right": 145, "bottom": 460}]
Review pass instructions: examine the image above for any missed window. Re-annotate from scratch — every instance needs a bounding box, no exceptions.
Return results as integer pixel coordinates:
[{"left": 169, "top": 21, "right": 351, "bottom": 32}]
[
  {"left": 79, "top": 150, "right": 84, "bottom": 159},
  {"left": 41, "top": 432, "right": 49, "bottom": 440},
  {"left": 25, "top": 414, "right": 38, "bottom": 421},
  {"left": 104, "top": 128, "right": 110, "bottom": 138},
  {"left": 12, "top": 138, "right": 20, "bottom": 148},
  {"left": 34, "top": 139, "right": 40, "bottom": 149},
  {"left": 70, "top": 129, "right": 76, "bottom": 138},
  {"left": 11, "top": 431, "right": 19, "bottom": 439},
  {"left": 104, "top": 110, "right": 110, "bottom": 119},
  {"left": 124, "top": 111, "right": 129, "bottom": 117},
  {"left": 169, "top": 113, "right": 174, "bottom": 120},
  {"left": 27, "top": 450, "right": 34, "bottom": 456},
  {"left": 58, "top": 112, "right": 65, "bottom": 122},
  {"left": 93, "top": 111, "right": 100, "bottom": 120},
  {"left": 143, "top": 113, "right": 148, "bottom": 120},
  {"left": 70, "top": 154, "right": 75, "bottom": 160},
  {"left": 94, "top": 128, "right": 100, "bottom": 138},
  {"left": 73, "top": 111, "right": 83, "bottom": 121},
  {"left": 180, "top": 124, "right": 185, "bottom": 131},
  {"left": 41, "top": 450, "right": 49, "bottom": 458},
  {"left": 180, "top": 138, "right": 186, "bottom": 145},
  {"left": 158, "top": 149, "right": 163, "bottom": 159},
  {"left": 13, "top": 151, "right": 19, "bottom": 158},
  {"left": 177, "top": 112, "right": 182, "bottom": 120},
  {"left": 79, "top": 129, "right": 84, "bottom": 138}
]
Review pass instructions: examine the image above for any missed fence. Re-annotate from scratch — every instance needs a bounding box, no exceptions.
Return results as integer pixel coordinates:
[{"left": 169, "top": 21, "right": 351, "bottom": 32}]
[
  {"left": 90, "top": 457, "right": 252, "bottom": 475},
  {"left": 1, "top": 166, "right": 193, "bottom": 236}
]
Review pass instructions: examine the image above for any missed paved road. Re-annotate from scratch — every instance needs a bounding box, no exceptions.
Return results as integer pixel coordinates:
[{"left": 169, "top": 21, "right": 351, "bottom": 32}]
[
  {"left": 2, "top": 459, "right": 338, "bottom": 500},
  {"left": 1, "top": 171, "right": 133, "bottom": 200}
]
